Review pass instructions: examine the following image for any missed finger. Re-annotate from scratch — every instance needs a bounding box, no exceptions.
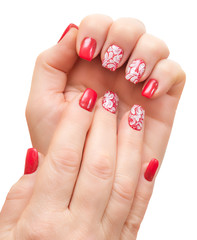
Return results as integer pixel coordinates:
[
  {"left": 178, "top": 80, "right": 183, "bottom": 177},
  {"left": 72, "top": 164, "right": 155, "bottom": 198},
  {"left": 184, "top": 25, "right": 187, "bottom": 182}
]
[
  {"left": 30, "top": 26, "right": 78, "bottom": 95},
  {"left": 141, "top": 59, "right": 186, "bottom": 99},
  {"left": 77, "top": 14, "right": 113, "bottom": 61},
  {"left": 28, "top": 89, "right": 97, "bottom": 211},
  {"left": 125, "top": 34, "right": 169, "bottom": 84},
  {"left": 122, "top": 158, "right": 159, "bottom": 238},
  {"left": 69, "top": 91, "right": 118, "bottom": 223},
  {"left": 101, "top": 18, "right": 146, "bottom": 71},
  {"left": 103, "top": 105, "right": 145, "bottom": 235},
  {"left": 0, "top": 149, "right": 41, "bottom": 227}
]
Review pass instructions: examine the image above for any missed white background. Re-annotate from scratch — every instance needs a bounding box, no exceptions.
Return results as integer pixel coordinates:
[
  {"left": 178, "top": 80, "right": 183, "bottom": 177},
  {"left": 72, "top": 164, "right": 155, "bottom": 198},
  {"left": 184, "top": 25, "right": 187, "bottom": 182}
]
[{"left": 0, "top": 0, "right": 196, "bottom": 239}]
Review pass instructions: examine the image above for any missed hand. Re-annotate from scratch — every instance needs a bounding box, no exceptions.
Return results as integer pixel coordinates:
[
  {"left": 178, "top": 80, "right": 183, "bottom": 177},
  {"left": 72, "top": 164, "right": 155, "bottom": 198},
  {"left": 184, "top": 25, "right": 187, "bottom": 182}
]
[
  {"left": 1, "top": 90, "right": 155, "bottom": 239},
  {"left": 26, "top": 14, "right": 185, "bottom": 159}
]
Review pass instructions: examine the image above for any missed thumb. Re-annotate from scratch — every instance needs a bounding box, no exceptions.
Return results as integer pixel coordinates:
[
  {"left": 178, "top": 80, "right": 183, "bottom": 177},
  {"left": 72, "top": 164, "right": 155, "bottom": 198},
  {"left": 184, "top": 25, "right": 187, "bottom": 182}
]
[
  {"left": 30, "top": 25, "right": 78, "bottom": 95},
  {"left": 0, "top": 148, "right": 42, "bottom": 228}
]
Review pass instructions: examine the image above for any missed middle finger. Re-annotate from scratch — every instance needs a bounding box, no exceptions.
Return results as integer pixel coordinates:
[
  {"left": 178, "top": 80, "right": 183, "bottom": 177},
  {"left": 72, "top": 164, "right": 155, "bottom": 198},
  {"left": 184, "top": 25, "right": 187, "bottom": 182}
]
[{"left": 69, "top": 91, "right": 119, "bottom": 223}]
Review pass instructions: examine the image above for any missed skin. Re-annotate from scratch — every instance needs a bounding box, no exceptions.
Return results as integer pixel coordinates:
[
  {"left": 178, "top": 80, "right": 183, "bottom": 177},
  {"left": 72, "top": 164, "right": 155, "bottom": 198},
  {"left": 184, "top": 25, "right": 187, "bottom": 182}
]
[{"left": 0, "top": 15, "right": 185, "bottom": 240}]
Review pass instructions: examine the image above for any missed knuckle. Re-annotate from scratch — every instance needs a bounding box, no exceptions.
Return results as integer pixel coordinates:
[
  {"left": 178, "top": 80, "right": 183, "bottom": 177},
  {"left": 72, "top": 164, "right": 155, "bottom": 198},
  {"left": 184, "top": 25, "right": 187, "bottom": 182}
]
[
  {"left": 87, "top": 153, "right": 113, "bottom": 180},
  {"left": 135, "top": 190, "right": 151, "bottom": 205},
  {"left": 124, "top": 213, "right": 142, "bottom": 237},
  {"left": 112, "top": 174, "right": 135, "bottom": 202},
  {"left": 81, "top": 14, "right": 113, "bottom": 29},
  {"left": 6, "top": 177, "right": 33, "bottom": 201},
  {"left": 171, "top": 61, "right": 186, "bottom": 84},
  {"left": 18, "top": 214, "right": 53, "bottom": 240},
  {"left": 159, "top": 60, "right": 186, "bottom": 85},
  {"left": 123, "top": 138, "right": 142, "bottom": 156},
  {"left": 35, "top": 51, "right": 47, "bottom": 67},
  {"left": 144, "top": 34, "right": 170, "bottom": 57},
  {"left": 49, "top": 147, "right": 80, "bottom": 174},
  {"left": 113, "top": 18, "right": 146, "bottom": 36}
]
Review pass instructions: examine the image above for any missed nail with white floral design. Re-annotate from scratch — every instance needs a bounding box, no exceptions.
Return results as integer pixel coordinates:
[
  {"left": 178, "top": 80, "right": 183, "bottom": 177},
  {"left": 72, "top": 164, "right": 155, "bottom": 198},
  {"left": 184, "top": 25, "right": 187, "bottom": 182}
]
[
  {"left": 102, "top": 45, "right": 123, "bottom": 71},
  {"left": 128, "top": 105, "right": 145, "bottom": 131},
  {"left": 125, "top": 59, "right": 146, "bottom": 84},
  {"left": 102, "top": 91, "right": 119, "bottom": 114}
]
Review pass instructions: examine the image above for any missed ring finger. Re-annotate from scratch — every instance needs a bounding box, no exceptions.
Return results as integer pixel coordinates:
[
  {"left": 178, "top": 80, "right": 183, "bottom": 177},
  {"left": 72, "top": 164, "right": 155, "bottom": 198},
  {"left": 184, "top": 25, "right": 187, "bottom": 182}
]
[
  {"left": 101, "top": 18, "right": 146, "bottom": 71},
  {"left": 125, "top": 33, "right": 169, "bottom": 84}
]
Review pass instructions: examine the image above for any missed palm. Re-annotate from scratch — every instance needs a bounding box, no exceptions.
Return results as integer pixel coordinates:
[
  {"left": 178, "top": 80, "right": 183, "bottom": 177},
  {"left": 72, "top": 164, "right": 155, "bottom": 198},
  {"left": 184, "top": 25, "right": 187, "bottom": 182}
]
[{"left": 28, "top": 55, "right": 179, "bottom": 162}]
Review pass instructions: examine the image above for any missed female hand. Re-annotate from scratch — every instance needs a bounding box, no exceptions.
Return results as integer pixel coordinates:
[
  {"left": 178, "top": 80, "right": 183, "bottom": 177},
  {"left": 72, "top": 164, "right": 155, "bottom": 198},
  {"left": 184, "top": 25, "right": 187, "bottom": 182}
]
[
  {"left": 26, "top": 14, "right": 185, "bottom": 159},
  {"left": 2, "top": 89, "right": 153, "bottom": 239}
]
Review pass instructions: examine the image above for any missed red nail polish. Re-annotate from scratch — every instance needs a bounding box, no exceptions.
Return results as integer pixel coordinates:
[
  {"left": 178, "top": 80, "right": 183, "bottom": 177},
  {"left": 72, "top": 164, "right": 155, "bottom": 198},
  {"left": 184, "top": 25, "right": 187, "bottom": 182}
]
[
  {"left": 79, "top": 37, "right": 97, "bottom": 61},
  {"left": 144, "top": 158, "right": 159, "bottom": 182},
  {"left": 24, "top": 148, "right": 38, "bottom": 174},
  {"left": 79, "top": 88, "right": 97, "bottom": 111},
  {"left": 58, "top": 23, "right": 78, "bottom": 43},
  {"left": 142, "top": 79, "right": 158, "bottom": 98}
]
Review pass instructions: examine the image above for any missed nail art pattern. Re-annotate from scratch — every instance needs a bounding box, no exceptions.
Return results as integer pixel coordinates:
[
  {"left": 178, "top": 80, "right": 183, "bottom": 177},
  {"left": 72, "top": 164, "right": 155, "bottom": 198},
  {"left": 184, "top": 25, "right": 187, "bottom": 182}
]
[
  {"left": 125, "top": 59, "right": 146, "bottom": 84},
  {"left": 102, "top": 45, "right": 123, "bottom": 71},
  {"left": 128, "top": 105, "right": 145, "bottom": 131},
  {"left": 102, "top": 91, "right": 119, "bottom": 114}
]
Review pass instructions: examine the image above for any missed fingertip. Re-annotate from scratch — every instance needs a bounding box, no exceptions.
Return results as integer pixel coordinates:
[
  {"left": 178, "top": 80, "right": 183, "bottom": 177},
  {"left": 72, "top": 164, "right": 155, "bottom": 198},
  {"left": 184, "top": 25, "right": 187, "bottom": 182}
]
[
  {"left": 76, "top": 14, "right": 113, "bottom": 61},
  {"left": 58, "top": 23, "right": 79, "bottom": 43},
  {"left": 141, "top": 79, "right": 159, "bottom": 99},
  {"left": 24, "top": 148, "right": 39, "bottom": 175}
]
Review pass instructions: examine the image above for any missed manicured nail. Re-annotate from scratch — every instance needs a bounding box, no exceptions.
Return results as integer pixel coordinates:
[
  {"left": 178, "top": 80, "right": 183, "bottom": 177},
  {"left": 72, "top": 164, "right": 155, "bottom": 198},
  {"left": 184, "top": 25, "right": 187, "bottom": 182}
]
[
  {"left": 102, "top": 91, "right": 119, "bottom": 114},
  {"left": 144, "top": 158, "right": 159, "bottom": 182},
  {"left": 79, "top": 88, "right": 97, "bottom": 111},
  {"left": 102, "top": 45, "right": 123, "bottom": 71},
  {"left": 24, "top": 148, "right": 38, "bottom": 174},
  {"left": 142, "top": 79, "right": 158, "bottom": 98},
  {"left": 125, "top": 59, "right": 146, "bottom": 84},
  {"left": 79, "top": 37, "right": 97, "bottom": 61},
  {"left": 58, "top": 23, "right": 78, "bottom": 43},
  {"left": 128, "top": 105, "right": 145, "bottom": 131}
]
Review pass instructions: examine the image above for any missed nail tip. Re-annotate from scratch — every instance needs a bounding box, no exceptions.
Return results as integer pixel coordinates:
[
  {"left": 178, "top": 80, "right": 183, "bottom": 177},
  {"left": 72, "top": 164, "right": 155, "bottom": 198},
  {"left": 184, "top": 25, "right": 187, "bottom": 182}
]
[
  {"left": 24, "top": 148, "right": 38, "bottom": 175},
  {"left": 79, "top": 37, "right": 96, "bottom": 61},
  {"left": 79, "top": 88, "right": 97, "bottom": 112},
  {"left": 58, "top": 23, "right": 78, "bottom": 43},
  {"left": 144, "top": 158, "right": 159, "bottom": 182}
]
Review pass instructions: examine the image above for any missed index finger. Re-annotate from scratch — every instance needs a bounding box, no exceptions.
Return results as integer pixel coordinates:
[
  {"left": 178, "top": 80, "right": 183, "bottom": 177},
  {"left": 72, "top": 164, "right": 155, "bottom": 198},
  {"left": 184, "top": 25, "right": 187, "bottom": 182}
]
[{"left": 28, "top": 88, "right": 97, "bottom": 212}]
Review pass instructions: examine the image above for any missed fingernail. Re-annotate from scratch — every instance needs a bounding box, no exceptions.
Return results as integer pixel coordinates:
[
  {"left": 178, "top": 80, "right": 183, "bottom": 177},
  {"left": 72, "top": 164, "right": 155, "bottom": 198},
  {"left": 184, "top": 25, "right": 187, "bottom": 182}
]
[
  {"left": 102, "top": 45, "right": 123, "bottom": 71},
  {"left": 58, "top": 23, "right": 78, "bottom": 43},
  {"left": 125, "top": 59, "right": 146, "bottom": 84},
  {"left": 79, "top": 88, "right": 97, "bottom": 112},
  {"left": 128, "top": 105, "right": 145, "bottom": 131},
  {"left": 142, "top": 79, "right": 158, "bottom": 98},
  {"left": 144, "top": 158, "right": 159, "bottom": 182},
  {"left": 79, "top": 37, "right": 97, "bottom": 61},
  {"left": 102, "top": 91, "right": 119, "bottom": 114},
  {"left": 24, "top": 148, "right": 38, "bottom": 174}
]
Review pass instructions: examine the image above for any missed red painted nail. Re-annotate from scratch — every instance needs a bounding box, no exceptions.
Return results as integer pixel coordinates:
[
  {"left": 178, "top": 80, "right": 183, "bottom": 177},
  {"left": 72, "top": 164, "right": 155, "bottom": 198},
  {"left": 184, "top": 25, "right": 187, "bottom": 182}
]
[
  {"left": 58, "top": 23, "right": 78, "bottom": 43},
  {"left": 24, "top": 148, "right": 38, "bottom": 174},
  {"left": 144, "top": 158, "right": 159, "bottom": 182},
  {"left": 79, "top": 88, "right": 97, "bottom": 112},
  {"left": 79, "top": 37, "right": 97, "bottom": 61},
  {"left": 142, "top": 79, "right": 158, "bottom": 98}
]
